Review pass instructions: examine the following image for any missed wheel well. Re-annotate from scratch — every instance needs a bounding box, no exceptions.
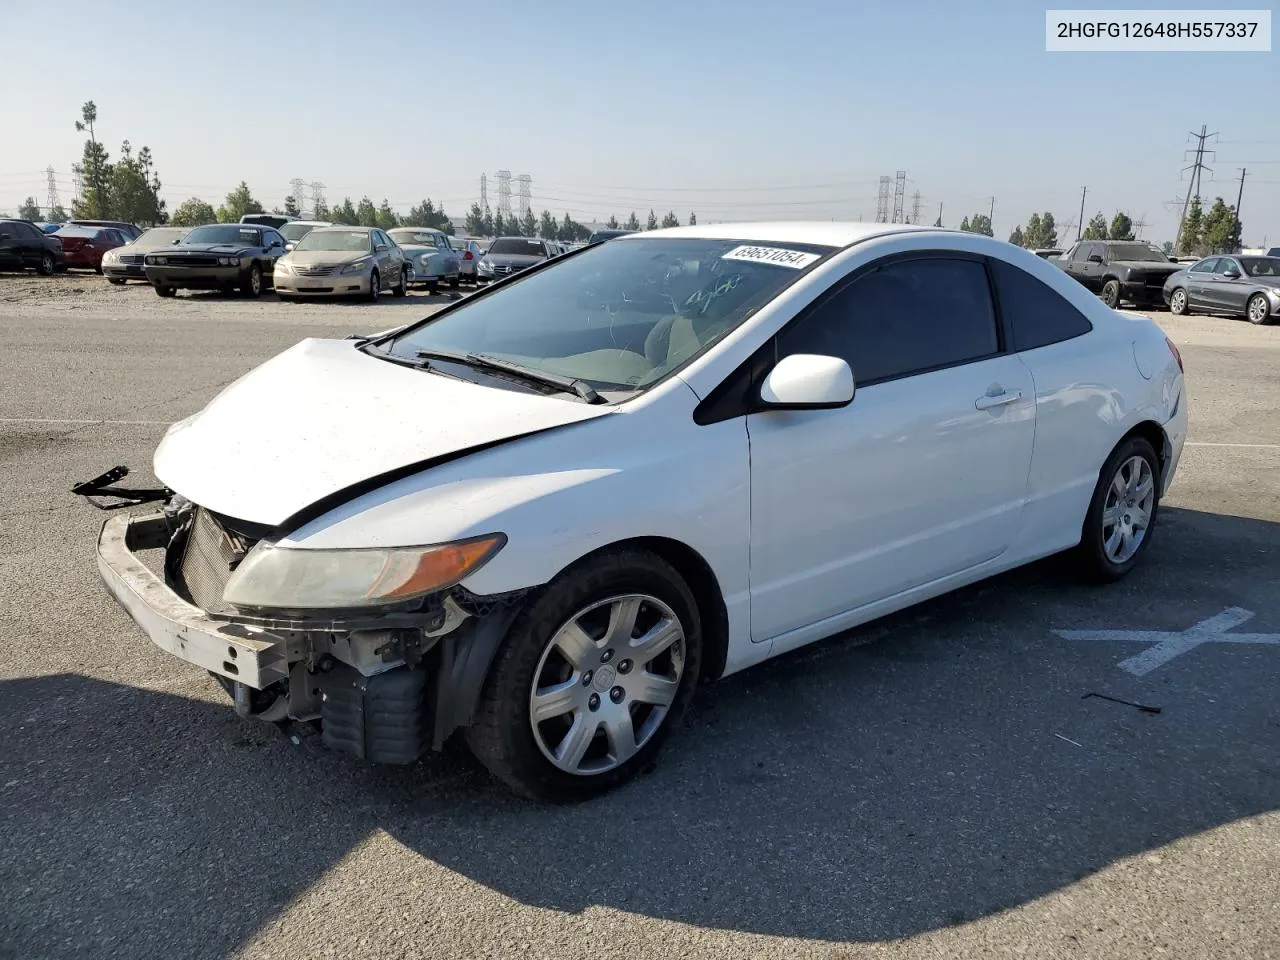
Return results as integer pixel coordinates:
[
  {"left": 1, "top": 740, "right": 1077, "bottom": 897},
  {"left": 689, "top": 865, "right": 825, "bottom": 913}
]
[
  {"left": 1119, "top": 420, "right": 1170, "bottom": 480},
  {"left": 573, "top": 536, "right": 730, "bottom": 683}
]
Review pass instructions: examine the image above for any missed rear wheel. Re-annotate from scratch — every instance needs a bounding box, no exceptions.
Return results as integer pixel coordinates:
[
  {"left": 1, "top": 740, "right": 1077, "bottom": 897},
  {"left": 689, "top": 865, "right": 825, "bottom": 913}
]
[
  {"left": 1246, "top": 293, "right": 1271, "bottom": 325},
  {"left": 1100, "top": 279, "right": 1121, "bottom": 309},
  {"left": 449, "top": 274, "right": 460, "bottom": 289},
  {"left": 1075, "top": 435, "right": 1160, "bottom": 583},
  {"left": 241, "top": 264, "right": 263, "bottom": 297},
  {"left": 466, "top": 548, "right": 702, "bottom": 802},
  {"left": 39, "top": 253, "right": 55, "bottom": 276},
  {"left": 1169, "top": 287, "right": 1189, "bottom": 315}
]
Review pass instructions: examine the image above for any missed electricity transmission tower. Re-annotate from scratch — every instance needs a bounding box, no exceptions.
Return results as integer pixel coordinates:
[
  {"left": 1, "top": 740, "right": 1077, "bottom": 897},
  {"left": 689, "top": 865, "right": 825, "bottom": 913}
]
[
  {"left": 910, "top": 190, "right": 922, "bottom": 225},
  {"left": 46, "top": 166, "right": 60, "bottom": 218},
  {"left": 891, "top": 170, "right": 906, "bottom": 223},
  {"left": 72, "top": 168, "right": 84, "bottom": 207},
  {"left": 480, "top": 173, "right": 488, "bottom": 213},
  {"left": 496, "top": 170, "right": 512, "bottom": 218},
  {"left": 516, "top": 174, "right": 531, "bottom": 218},
  {"left": 875, "top": 176, "right": 891, "bottom": 222},
  {"left": 289, "top": 178, "right": 306, "bottom": 215},
  {"left": 1174, "top": 125, "right": 1216, "bottom": 251},
  {"left": 1132, "top": 213, "right": 1149, "bottom": 238},
  {"left": 309, "top": 181, "right": 325, "bottom": 217}
]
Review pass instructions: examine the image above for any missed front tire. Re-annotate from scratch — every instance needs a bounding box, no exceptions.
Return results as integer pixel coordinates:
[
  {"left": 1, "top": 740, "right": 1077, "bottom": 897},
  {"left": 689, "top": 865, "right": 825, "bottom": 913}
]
[
  {"left": 427, "top": 278, "right": 440, "bottom": 295},
  {"left": 465, "top": 548, "right": 703, "bottom": 802},
  {"left": 449, "top": 274, "right": 460, "bottom": 289},
  {"left": 241, "top": 264, "right": 263, "bottom": 298},
  {"left": 367, "top": 269, "right": 380, "bottom": 302},
  {"left": 107, "top": 277, "right": 126, "bottom": 286},
  {"left": 1246, "top": 293, "right": 1271, "bottom": 325},
  {"left": 393, "top": 266, "right": 408, "bottom": 298},
  {"left": 1169, "top": 287, "right": 1189, "bottom": 315},
  {"left": 1100, "top": 279, "right": 1121, "bottom": 309},
  {"left": 154, "top": 285, "right": 176, "bottom": 298},
  {"left": 1075, "top": 435, "right": 1160, "bottom": 583}
]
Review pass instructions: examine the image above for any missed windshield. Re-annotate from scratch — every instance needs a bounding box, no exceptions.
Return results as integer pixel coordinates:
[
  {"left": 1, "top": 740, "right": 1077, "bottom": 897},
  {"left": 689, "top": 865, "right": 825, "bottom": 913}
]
[
  {"left": 381, "top": 237, "right": 834, "bottom": 392},
  {"left": 294, "top": 230, "right": 372, "bottom": 253},
  {"left": 184, "top": 225, "right": 261, "bottom": 246},
  {"left": 389, "top": 230, "right": 441, "bottom": 246},
  {"left": 1239, "top": 257, "right": 1280, "bottom": 277},
  {"left": 134, "top": 228, "right": 188, "bottom": 246},
  {"left": 280, "top": 222, "right": 322, "bottom": 242},
  {"left": 489, "top": 238, "right": 546, "bottom": 256},
  {"left": 1107, "top": 242, "right": 1168, "bottom": 262}
]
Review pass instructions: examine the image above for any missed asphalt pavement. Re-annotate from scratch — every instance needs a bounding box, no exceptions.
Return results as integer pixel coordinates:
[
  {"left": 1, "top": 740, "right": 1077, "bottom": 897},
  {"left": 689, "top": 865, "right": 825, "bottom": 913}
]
[{"left": 1, "top": 276, "right": 1278, "bottom": 959}]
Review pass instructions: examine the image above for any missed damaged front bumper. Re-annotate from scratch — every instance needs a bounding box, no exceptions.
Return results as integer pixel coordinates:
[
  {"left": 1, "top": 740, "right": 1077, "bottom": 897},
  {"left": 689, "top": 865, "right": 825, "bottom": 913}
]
[{"left": 96, "top": 509, "right": 529, "bottom": 762}]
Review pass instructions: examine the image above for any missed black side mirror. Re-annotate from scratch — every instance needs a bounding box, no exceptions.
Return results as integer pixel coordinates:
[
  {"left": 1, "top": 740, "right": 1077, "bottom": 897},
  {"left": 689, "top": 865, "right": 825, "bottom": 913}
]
[{"left": 1087, "top": 254, "right": 1104, "bottom": 263}]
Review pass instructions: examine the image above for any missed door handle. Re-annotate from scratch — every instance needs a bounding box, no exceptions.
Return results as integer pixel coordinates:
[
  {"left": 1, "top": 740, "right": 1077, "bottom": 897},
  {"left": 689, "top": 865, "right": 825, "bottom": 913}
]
[{"left": 975, "top": 390, "right": 1023, "bottom": 410}]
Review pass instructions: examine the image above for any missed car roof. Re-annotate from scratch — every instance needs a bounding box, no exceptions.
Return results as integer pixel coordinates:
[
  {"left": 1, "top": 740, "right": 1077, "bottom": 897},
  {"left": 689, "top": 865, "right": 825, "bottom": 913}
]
[
  {"left": 391, "top": 226, "right": 443, "bottom": 233},
  {"left": 614, "top": 221, "right": 928, "bottom": 247},
  {"left": 312, "top": 225, "right": 374, "bottom": 232}
]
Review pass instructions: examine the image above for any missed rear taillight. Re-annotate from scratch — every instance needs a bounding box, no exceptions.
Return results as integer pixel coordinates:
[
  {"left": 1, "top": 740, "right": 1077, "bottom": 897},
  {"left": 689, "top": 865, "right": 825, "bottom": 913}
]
[
  {"left": 1165, "top": 336, "right": 1183, "bottom": 373},
  {"left": 464, "top": 251, "right": 473, "bottom": 260}
]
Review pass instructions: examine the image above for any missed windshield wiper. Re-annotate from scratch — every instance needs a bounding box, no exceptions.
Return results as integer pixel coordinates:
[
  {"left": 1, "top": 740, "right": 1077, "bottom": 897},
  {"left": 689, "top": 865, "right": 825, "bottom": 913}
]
[{"left": 415, "top": 349, "right": 604, "bottom": 404}]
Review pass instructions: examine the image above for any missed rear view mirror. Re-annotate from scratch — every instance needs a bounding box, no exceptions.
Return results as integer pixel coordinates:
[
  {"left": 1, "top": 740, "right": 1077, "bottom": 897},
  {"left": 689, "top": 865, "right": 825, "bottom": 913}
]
[
  {"left": 1222, "top": 269, "right": 1240, "bottom": 279},
  {"left": 1087, "top": 254, "right": 1104, "bottom": 263},
  {"left": 759, "top": 354, "right": 854, "bottom": 410}
]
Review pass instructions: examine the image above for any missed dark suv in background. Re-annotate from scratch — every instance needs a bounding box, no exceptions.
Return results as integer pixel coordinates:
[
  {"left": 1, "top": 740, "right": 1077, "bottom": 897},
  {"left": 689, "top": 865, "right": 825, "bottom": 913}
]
[
  {"left": 0, "top": 218, "right": 66, "bottom": 275},
  {"left": 1054, "top": 239, "right": 1183, "bottom": 309}
]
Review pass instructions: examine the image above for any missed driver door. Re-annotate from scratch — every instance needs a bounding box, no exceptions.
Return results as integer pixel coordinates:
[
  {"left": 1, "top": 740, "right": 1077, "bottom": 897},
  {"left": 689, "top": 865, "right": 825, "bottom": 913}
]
[{"left": 746, "top": 254, "right": 1036, "bottom": 646}]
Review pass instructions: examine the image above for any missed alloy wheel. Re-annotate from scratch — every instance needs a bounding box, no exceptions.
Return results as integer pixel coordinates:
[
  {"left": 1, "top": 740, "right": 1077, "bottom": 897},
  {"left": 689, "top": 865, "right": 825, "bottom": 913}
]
[{"left": 1101, "top": 455, "right": 1155, "bottom": 564}]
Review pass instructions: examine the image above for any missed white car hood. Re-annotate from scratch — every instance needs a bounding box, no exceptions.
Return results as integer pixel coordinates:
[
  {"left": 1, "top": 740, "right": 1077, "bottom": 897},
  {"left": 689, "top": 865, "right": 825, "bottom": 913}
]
[{"left": 153, "top": 338, "right": 612, "bottom": 527}]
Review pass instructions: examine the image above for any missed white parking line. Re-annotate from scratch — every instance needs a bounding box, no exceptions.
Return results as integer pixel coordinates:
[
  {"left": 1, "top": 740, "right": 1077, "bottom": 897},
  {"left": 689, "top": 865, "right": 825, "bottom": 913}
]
[
  {"left": 0, "top": 418, "right": 171, "bottom": 426},
  {"left": 1185, "top": 442, "right": 1280, "bottom": 449},
  {"left": 1054, "top": 607, "right": 1280, "bottom": 676}
]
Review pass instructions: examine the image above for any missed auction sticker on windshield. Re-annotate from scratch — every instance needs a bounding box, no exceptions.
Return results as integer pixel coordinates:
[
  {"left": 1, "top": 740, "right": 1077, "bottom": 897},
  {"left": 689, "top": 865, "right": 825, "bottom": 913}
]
[{"left": 720, "top": 245, "right": 821, "bottom": 269}]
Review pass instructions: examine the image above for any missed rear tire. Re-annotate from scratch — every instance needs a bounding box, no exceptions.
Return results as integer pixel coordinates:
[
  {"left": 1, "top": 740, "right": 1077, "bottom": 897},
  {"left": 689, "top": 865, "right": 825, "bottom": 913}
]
[
  {"left": 1075, "top": 435, "right": 1161, "bottom": 583},
  {"left": 39, "top": 253, "right": 55, "bottom": 276},
  {"left": 449, "top": 275, "right": 460, "bottom": 289},
  {"left": 465, "top": 548, "right": 703, "bottom": 802},
  {"left": 1100, "top": 279, "right": 1121, "bottom": 309},
  {"left": 1246, "top": 293, "right": 1271, "bottom": 325}
]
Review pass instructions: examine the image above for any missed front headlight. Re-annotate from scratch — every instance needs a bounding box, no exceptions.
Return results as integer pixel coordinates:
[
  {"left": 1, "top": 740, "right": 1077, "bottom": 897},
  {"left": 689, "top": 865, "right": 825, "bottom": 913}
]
[
  {"left": 103, "top": 250, "right": 119, "bottom": 263},
  {"left": 218, "top": 256, "right": 235, "bottom": 266},
  {"left": 478, "top": 259, "right": 493, "bottom": 273},
  {"left": 275, "top": 259, "right": 292, "bottom": 274},
  {"left": 340, "top": 259, "right": 369, "bottom": 275},
  {"left": 418, "top": 254, "right": 432, "bottom": 267},
  {"left": 222, "top": 534, "right": 506, "bottom": 610}
]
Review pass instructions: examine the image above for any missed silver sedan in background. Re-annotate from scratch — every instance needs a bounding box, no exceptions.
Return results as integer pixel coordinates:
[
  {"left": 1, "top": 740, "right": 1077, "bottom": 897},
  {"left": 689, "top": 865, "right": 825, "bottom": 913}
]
[
  {"left": 273, "top": 226, "right": 408, "bottom": 302},
  {"left": 1163, "top": 254, "right": 1280, "bottom": 325}
]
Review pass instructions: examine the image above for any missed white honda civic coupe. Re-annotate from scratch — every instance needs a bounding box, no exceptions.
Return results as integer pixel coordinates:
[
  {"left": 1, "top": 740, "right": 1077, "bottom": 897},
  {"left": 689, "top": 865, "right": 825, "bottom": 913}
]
[{"left": 96, "top": 222, "right": 1187, "bottom": 801}]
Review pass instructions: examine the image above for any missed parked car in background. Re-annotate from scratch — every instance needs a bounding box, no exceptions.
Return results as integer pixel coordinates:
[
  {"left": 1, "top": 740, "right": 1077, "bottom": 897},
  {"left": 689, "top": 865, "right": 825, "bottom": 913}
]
[
  {"left": 101, "top": 226, "right": 191, "bottom": 284},
  {"left": 274, "top": 226, "right": 408, "bottom": 302},
  {"left": 279, "top": 220, "right": 333, "bottom": 252},
  {"left": 450, "top": 236, "right": 485, "bottom": 282},
  {"left": 588, "top": 228, "right": 636, "bottom": 245},
  {"left": 476, "top": 236, "right": 555, "bottom": 283},
  {"left": 1032, "top": 248, "right": 1063, "bottom": 259},
  {"left": 0, "top": 218, "right": 66, "bottom": 274},
  {"left": 387, "top": 227, "right": 461, "bottom": 294},
  {"left": 94, "top": 222, "right": 1187, "bottom": 800},
  {"left": 143, "top": 223, "right": 287, "bottom": 298},
  {"left": 1163, "top": 254, "right": 1280, "bottom": 324},
  {"left": 1266, "top": 247, "right": 1280, "bottom": 258},
  {"left": 35, "top": 222, "right": 64, "bottom": 234},
  {"left": 241, "top": 213, "right": 298, "bottom": 230},
  {"left": 68, "top": 219, "right": 142, "bottom": 241},
  {"left": 1054, "top": 239, "right": 1183, "bottom": 308},
  {"left": 53, "top": 225, "right": 129, "bottom": 272}
]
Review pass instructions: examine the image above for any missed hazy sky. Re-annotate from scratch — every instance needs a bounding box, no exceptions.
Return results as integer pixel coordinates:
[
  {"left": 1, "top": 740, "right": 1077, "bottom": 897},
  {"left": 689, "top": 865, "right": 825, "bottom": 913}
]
[{"left": 2, "top": 0, "right": 1276, "bottom": 244}]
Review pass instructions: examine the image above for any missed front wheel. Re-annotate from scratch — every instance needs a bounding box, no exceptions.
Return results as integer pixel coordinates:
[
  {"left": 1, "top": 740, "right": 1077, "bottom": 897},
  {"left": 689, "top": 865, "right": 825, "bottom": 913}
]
[
  {"left": 449, "top": 274, "right": 460, "bottom": 289},
  {"left": 465, "top": 548, "right": 702, "bottom": 802},
  {"left": 107, "top": 277, "right": 126, "bottom": 286},
  {"left": 1169, "top": 287, "right": 1189, "bottom": 315},
  {"left": 393, "top": 266, "right": 408, "bottom": 298},
  {"left": 154, "top": 285, "right": 176, "bottom": 298},
  {"left": 1075, "top": 435, "right": 1160, "bottom": 583},
  {"left": 241, "top": 264, "right": 263, "bottom": 297},
  {"left": 1246, "top": 293, "right": 1271, "bottom": 325},
  {"left": 426, "top": 279, "right": 439, "bottom": 295},
  {"left": 1100, "top": 279, "right": 1121, "bottom": 309},
  {"left": 367, "top": 269, "right": 380, "bottom": 302}
]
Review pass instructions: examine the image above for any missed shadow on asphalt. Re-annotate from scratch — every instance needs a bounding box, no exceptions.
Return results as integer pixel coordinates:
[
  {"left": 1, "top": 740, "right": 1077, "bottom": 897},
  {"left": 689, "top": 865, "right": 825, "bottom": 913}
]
[{"left": 3, "top": 507, "right": 1277, "bottom": 956}]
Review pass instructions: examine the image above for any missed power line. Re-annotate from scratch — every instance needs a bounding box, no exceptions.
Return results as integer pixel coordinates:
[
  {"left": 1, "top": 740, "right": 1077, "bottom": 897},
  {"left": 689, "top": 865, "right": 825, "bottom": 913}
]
[{"left": 1174, "top": 124, "right": 1216, "bottom": 251}]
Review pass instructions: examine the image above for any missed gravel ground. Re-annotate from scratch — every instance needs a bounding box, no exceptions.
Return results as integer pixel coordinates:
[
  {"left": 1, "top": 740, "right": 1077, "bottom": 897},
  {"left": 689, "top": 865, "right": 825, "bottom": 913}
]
[{"left": 1, "top": 275, "right": 1278, "bottom": 960}]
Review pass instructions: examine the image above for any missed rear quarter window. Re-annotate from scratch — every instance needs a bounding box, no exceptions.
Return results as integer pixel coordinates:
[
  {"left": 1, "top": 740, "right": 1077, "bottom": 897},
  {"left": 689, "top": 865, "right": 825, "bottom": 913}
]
[{"left": 991, "top": 259, "right": 1094, "bottom": 352}]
